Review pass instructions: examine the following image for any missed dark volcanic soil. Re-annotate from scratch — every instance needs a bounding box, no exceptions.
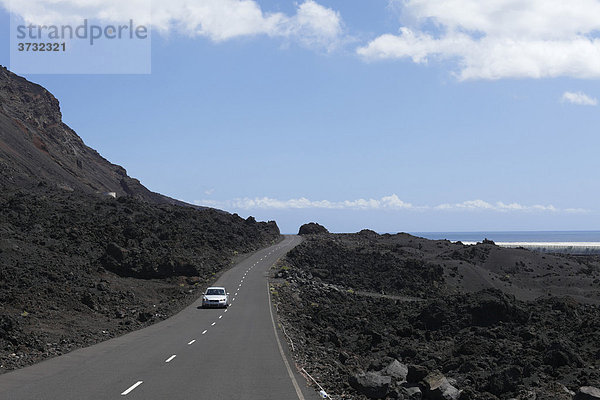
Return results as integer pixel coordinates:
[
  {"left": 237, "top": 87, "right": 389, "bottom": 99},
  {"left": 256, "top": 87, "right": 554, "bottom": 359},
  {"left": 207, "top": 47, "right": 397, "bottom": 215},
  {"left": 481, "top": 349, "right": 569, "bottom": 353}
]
[
  {"left": 0, "top": 186, "right": 280, "bottom": 373},
  {"left": 270, "top": 231, "right": 600, "bottom": 400},
  {"left": 283, "top": 231, "right": 600, "bottom": 303}
]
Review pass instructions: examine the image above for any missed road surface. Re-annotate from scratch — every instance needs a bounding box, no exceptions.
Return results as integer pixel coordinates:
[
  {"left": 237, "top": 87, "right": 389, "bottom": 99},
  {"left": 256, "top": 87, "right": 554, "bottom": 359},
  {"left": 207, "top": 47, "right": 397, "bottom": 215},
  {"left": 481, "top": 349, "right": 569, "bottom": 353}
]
[{"left": 0, "top": 235, "right": 320, "bottom": 400}]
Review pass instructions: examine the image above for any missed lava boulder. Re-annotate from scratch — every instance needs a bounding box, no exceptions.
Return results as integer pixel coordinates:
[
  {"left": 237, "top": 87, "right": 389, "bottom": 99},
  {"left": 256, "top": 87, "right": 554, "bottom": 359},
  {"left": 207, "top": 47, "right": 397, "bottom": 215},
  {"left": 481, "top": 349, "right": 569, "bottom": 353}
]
[
  {"left": 298, "top": 222, "right": 329, "bottom": 235},
  {"left": 349, "top": 371, "right": 391, "bottom": 399}
]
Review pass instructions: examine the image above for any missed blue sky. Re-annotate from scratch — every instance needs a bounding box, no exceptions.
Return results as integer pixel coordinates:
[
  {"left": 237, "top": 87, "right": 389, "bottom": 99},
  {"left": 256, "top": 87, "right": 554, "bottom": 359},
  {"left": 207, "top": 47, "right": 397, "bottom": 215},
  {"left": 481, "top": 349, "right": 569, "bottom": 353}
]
[{"left": 1, "top": 1, "right": 600, "bottom": 233}]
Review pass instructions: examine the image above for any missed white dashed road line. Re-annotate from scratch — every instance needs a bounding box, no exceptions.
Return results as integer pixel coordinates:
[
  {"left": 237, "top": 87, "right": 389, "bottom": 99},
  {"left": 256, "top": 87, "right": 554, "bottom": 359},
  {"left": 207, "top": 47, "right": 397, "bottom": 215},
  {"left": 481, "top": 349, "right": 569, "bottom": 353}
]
[
  {"left": 118, "top": 243, "right": 292, "bottom": 397},
  {"left": 165, "top": 355, "right": 176, "bottom": 363},
  {"left": 121, "top": 381, "right": 143, "bottom": 396}
]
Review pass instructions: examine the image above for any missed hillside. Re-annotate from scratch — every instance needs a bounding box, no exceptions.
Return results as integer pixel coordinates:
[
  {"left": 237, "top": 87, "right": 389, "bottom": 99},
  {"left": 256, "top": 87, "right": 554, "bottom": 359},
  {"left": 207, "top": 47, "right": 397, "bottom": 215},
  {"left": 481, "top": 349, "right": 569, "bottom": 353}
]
[
  {"left": 0, "top": 66, "right": 180, "bottom": 204},
  {"left": 0, "top": 186, "right": 280, "bottom": 372},
  {"left": 0, "top": 68, "right": 281, "bottom": 372},
  {"left": 287, "top": 230, "right": 600, "bottom": 303},
  {"left": 271, "top": 229, "right": 600, "bottom": 400}
]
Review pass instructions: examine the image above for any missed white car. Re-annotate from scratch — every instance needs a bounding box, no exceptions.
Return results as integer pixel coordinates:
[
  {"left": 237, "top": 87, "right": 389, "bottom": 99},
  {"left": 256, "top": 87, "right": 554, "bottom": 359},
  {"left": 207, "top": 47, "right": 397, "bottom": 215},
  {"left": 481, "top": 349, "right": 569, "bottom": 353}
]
[{"left": 202, "top": 287, "right": 229, "bottom": 308}]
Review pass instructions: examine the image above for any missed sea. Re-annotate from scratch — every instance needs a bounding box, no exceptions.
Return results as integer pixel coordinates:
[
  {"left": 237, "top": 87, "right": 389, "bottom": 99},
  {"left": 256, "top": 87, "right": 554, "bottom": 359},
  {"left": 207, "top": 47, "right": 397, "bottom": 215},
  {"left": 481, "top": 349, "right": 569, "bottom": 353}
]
[
  {"left": 411, "top": 231, "right": 600, "bottom": 243},
  {"left": 409, "top": 231, "right": 600, "bottom": 254}
]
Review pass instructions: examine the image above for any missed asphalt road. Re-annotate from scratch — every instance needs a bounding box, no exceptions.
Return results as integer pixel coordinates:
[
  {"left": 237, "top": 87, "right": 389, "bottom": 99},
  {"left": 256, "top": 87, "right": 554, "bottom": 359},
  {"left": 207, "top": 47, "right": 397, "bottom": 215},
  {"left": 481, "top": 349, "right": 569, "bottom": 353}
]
[{"left": 0, "top": 235, "right": 320, "bottom": 400}]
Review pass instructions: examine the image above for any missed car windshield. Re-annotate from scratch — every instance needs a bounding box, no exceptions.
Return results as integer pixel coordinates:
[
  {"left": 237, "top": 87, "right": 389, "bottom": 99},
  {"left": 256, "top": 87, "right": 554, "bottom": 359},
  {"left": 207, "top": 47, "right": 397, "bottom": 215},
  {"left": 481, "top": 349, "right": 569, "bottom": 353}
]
[{"left": 206, "top": 289, "right": 225, "bottom": 295}]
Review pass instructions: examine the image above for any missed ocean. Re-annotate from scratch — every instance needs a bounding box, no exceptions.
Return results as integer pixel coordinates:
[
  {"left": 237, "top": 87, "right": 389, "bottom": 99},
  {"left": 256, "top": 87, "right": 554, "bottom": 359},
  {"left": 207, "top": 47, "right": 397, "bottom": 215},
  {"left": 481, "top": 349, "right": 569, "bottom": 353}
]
[
  {"left": 411, "top": 231, "right": 600, "bottom": 243},
  {"left": 410, "top": 231, "right": 600, "bottom": 254}
]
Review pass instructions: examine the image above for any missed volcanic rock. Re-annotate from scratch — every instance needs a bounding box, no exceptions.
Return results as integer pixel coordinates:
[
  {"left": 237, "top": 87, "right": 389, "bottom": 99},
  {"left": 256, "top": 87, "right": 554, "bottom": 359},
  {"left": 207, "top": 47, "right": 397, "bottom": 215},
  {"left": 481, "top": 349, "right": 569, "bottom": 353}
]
[
  {"left": 385, "top": 359, "right": 409, "bottom": 382},
  {"left": 349, "top": 371, "right": 391, "bottom": 399},
  {"left": 0, "top": 66, "right": 187, "bottom": 205},
  {"left": 422, "top": 371, "right": 460, "bottom": 400},
  {"left": 408, "top": 365, "right": 429, "bottom": 383},
  {"left": 271, "top": 232, "right": 600, "bottom": 400},
  {"left": 575, "top": 386, "right": 600, "bottom": 400},
  {"left": 403, "top": 386, "right": 423, "bottom": 399},
  {"left": 486, "top": 366, "right": 523, "bottom": 396},
  {"left": 298, "top": 222, "right": 329, "bottom": 235}
]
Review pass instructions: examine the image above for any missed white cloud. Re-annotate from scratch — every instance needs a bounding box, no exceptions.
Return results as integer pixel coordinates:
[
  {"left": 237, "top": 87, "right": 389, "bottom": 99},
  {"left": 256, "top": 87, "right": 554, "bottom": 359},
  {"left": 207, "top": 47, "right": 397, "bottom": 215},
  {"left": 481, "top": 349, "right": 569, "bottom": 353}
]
[
  {"left": 358, "top": 0, "right": 600, "bottom": 80},
  {"left": 287, "top": 0, "right": 343, "bottom": 50},
  {"left": 562, "top": 91, "right": 598, "bottom": 106},
  {"left": 197, "top": 194, "right": 415, "bottom": 210},
  {"left": 565, "top": 208, "right": 589, "bottom": 213},
  {"left": 196, "top": 195, "right": 581, "bottom": 213},
  {"left": 435, "top": 200, "right": 558, "bottom": 212},
  {"left": 2, "top": 0, "right": 343, "bottom": 50}
]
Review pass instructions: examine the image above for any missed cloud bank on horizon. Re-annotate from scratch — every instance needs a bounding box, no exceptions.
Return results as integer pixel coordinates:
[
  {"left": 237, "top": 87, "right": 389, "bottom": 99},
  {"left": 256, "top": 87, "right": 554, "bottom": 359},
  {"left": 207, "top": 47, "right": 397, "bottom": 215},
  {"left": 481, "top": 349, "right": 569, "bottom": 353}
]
[
  {"left": 196, "top": 195, "right": 587, "bottom": 214},
  {"left": 5, "top": 0, "right": 600, "bottom": 79}
]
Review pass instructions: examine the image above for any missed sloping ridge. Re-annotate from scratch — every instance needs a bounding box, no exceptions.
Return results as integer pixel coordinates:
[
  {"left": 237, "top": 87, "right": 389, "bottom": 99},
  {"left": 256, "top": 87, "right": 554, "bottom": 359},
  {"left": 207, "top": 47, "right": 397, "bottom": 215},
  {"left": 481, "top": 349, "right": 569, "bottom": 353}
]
[{"left": 0, "top": 66, "right": 183, "bottom": 205}]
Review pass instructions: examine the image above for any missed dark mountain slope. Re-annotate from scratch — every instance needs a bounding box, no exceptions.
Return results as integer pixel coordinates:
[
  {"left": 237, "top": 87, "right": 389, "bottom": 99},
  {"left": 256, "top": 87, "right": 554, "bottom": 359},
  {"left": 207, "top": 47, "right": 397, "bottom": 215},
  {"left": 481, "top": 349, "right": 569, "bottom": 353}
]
[{"left": 0, "top": 66, "right": 178, "bottom": 204}]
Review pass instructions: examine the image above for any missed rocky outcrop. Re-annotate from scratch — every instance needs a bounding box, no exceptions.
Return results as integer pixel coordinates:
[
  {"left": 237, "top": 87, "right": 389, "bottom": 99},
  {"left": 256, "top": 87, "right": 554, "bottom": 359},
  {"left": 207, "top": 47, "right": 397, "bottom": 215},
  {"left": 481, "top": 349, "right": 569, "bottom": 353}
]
[
  {"left": 385, "top": 359, "right": 408, "bottom": 382},
  {"left": 349, "top": 372, "right": 391, "bottom": 399},
  {"left": 422, "top": 372, "right": 460, "bottom": 400},
  {"left": 298, "top": 222, "right": 329, "bottom": 235},
  {"left": 283, "top": 232, "right": 600, "bottom": 303},
  {"left": 271, "top": 233, "right": 600, "bottom": 400}
]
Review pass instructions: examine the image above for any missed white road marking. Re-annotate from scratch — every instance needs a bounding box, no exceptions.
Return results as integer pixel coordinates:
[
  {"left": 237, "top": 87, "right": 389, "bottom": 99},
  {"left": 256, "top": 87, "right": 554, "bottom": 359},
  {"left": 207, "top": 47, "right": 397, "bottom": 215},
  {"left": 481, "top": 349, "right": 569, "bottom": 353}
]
[
  {"left": 188, "top": 339, "right": 196, "bottom": 345},
  {"left": 233, "top": 298, "right": 236, "bottom": 301},
  {"left": 202, "top": 330, "right": 207, "bottom": 335},
  {"left": 121, "top": 381, "right": 143, "bottom": 396},
  {"left": 224, "top": 309, "right": 228, "bottom": 313},
  {"left": 219, "top": 315, "right": 223, "bottom": 319},
  {"left": 266, "top": 281, "right": 305, "bottom": 400},
  {"left": 165, "top": 355, "right": 176, "bottom": 363},
  {"left": 211, "top": 322, "right": 216, "bottom": 326}
]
